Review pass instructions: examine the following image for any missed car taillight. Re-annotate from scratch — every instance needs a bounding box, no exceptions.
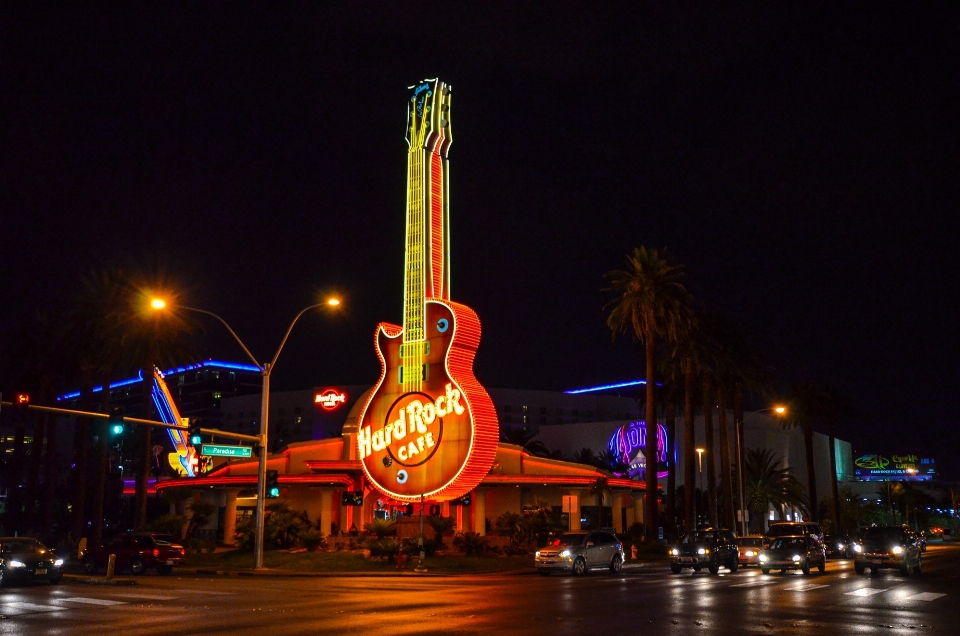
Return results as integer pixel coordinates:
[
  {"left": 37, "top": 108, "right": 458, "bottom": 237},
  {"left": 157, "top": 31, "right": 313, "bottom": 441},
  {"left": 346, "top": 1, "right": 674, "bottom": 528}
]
[
  {"left": 153, "top": 549, "right": 160, "bottom": 557},
  {"left": 179, "top": 548, "right": 185, "bottom": 556}
]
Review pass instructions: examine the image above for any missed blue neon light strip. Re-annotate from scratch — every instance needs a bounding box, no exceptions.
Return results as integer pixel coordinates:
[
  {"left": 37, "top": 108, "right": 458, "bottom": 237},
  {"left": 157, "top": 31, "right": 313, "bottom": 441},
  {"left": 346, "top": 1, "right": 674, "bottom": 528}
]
[
  {"left": 564, "top": 380, "right": 648, "bottom": 394},
  {"left": 56, "top": 360, "right": 261, "bottom": 401}
]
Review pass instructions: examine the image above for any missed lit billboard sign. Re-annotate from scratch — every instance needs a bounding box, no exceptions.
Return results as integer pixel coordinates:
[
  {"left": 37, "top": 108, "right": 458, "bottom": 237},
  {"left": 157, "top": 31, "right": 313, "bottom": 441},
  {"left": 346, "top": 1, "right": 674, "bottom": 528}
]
[
  {"left": 315, "top": 388, "right": 347, "bottom": 410},
  {"left": 607, "top": 421, "right": 669, "bottom": 480},
  {"left": 854, "top": 454, "right": 935, "bottom": 481}
]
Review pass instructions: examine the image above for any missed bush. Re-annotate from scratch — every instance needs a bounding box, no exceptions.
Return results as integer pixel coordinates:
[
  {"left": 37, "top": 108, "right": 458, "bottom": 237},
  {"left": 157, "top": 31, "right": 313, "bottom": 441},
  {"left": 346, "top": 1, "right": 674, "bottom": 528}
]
[
  {"left": 300, "top": 529, "right": 326, "bottom": 552},
  {"left": 453, "top": 532, "right": 488, "bottom": 555},
  {"left": 234, "top": 501, "right": 310, "bottom": 551},
  {"left": 367, "top": 537, "right": 401, "bottom": 559},
  {"left": 364, "top": 519, "right": 397, "bottom": 539},
  {"left": 151, "top": 514, "right": 186, "bottom": 539}
]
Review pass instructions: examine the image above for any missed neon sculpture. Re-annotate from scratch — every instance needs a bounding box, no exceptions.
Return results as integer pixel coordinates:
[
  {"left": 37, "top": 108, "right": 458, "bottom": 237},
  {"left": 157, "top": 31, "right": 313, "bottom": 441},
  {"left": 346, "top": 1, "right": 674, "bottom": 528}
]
[{"left": 606, "top": 420, "right": 669, "bottom": 480}]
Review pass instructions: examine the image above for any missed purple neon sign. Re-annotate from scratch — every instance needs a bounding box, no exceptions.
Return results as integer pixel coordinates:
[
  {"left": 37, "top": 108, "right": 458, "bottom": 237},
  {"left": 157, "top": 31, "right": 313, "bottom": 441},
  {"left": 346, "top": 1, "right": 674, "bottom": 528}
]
[{"left": 606, "top": 421, "right": 669, "bottom": 480}]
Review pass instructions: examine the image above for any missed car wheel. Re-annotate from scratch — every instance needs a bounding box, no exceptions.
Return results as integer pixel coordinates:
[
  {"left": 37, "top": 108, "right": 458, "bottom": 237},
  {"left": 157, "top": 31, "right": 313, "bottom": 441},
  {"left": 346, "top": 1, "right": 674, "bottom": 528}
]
[
  {"left": 854, "top": 561, "right": 865, "bottom": 575},
  {"left": 728, "top": 556, "right": 739, "bottom": 573},
  {"left": 537, "top": 570, "right": 551, "bottom": 576},
  {"left": 761, "top": 567, "right": 770, "bottom": 575},
  {"left": 0, "top": 567, "right": 6, "bottom": 587},
  {"left": 708, "top": 558, "right": 720, "bottom": 575},
  {"left": 157, "top": 565, "right": 173, "bottom": 576},
  {"left": 670, "top": 563, "right": 682, "bottom": 574},
  {"left": 83, "top": 557, "right": 98, "bottom": 575},
  {"left": 130, "top": 558, "right": 146, "bottom": 575},
  {"left": 899, "top": 561, "right": 909, "bottom": 577},
  {"left": 572, "top": 557, "right": 586, "bottom": 576},
  {"left": 609, "top": 555, "right": 623, "bottom": 574},
  {"left": 801, "top": 559, "right": 810, "bottom": 575},
  {"left": 913, "top": 560, "right": 921, "bottom": 574},
  {"left": 818, "top": 558, "right": 825, "bottom": 573}
]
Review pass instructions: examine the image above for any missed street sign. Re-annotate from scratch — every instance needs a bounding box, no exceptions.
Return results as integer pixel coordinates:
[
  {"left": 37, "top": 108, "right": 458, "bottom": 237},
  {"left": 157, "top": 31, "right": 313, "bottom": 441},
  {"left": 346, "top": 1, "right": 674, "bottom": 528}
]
[{"left": 200, "top": 444, "right": 252, "bottom": 458}]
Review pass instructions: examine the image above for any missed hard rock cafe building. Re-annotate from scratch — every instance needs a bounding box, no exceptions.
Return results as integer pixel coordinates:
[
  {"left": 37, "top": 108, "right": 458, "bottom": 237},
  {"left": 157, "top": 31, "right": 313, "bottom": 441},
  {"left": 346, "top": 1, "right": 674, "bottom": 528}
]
[{"left": 157, "top": 78, "right": 648, "bottom": 541}]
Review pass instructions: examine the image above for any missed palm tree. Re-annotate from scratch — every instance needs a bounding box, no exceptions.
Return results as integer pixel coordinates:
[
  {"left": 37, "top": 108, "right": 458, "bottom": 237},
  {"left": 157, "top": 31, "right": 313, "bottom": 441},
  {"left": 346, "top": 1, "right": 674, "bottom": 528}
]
[
  {"left": 783, "top": 383, "right": 824, "bottom": 522},
  {"left": 500, "top": 427, "right": 549, "bottom": 457},
  {"left": 605, "top": 246, "right": 695, "bottom": 541},
  {"left": 586, "top": 476, "right": 611, "bottom": 530},
  {"left": 572, "top": 448, "right": 597, "bottom": 466},
  {"left": 737, "top": 448, "right": 808, "bottom": 532}
]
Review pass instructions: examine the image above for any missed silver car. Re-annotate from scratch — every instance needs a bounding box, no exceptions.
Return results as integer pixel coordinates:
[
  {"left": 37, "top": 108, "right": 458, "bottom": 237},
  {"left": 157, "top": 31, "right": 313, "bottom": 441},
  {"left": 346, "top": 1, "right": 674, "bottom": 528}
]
[{"left": 535, "top": 531, "right": 625, "bottom": 576}]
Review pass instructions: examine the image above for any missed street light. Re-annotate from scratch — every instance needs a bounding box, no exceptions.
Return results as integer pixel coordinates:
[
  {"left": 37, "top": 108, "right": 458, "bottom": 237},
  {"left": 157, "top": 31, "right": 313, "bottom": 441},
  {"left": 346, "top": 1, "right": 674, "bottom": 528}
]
[
  {"left": 735, "top": 406, "right": 787, "bottom": 536},
  {"left": 152, "top": 296, "right": 340, "bottom": 569},
  {"left": 696, "top": 448, "right": 705, "bottom": 528}
]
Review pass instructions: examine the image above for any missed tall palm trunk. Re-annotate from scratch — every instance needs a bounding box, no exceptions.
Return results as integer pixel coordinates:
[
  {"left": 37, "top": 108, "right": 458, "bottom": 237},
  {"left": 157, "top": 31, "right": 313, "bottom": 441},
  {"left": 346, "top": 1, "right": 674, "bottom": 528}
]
[
  {"left": 665, "top": 399, "right": 676, "bottom": 538},
  {"left": 24, "top": 402, "right": 46, "bottom": 532},
  {"left": 644, "top": 334, "right": 658, "bottom": 541},
  {"left": 802, "top": 422, "right": 817, "bottom": 520},
  {"left": 717, "top": 383, "right": 734, "bottom": 529},
  {"left": 71, "top": 369, "right": 94, "bottom": 541},
  {"left": 135, "top": 363, "right": 155, "bottom": 529},
  {"left": 91, "top": 371, "right": 112, "bottom": 544},
  {"left": 683, "top": 355, "right": 696, "bottom": 532},
  {"left": 828, "top": 418, "right": 841, "bottom": 532},
  {"left": 733, "top": 387, "right": 745, "bottom": 531},
  {"left": 701, "top": 375, "right": 717, "bottom": 527},
  {"left": 41, "top": 410, "right": 59, "bottom": 536}
]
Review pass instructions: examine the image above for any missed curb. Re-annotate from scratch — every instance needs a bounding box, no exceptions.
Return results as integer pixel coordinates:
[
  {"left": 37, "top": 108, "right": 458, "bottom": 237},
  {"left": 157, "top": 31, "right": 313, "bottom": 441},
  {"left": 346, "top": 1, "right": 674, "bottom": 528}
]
[{"left": 63, "top": 574, "right": 138, "bottom": 586}]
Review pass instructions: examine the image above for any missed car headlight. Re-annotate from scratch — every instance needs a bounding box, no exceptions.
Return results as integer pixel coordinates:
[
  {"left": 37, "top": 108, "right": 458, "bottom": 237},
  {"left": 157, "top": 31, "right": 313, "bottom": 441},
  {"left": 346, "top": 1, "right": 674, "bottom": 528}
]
[
  {"left": 853, "top": 544, "right": 862, "bottom": 553},
  {"left": 759, "top": 554, "right": 767, "bottom": 562},
  {"left": 671, "top": 548, "right": 679, "bottom": 556},
  {"left": 745, "top": 550, "right": 755, "bottom": 557},
  {"left": 535, "top": 551, "right": 540, "bottom": 558},
  {"left": 892, "top": 546, "right": 903, "bottom": 555},
  {"left": 792, "top": 555, "right": 801, "bottom": 562},
  {"left": 559, "top": 549, "right": 571, "bottom": 558},
  {"left": 697, "top": 548, "right": 710, "bottom": 555},
  {"left": 54, "top": 559, "right": 64, "bottom": 567},
  {"left": 9, "top": 560, "right": 26, "bottom": 568}
]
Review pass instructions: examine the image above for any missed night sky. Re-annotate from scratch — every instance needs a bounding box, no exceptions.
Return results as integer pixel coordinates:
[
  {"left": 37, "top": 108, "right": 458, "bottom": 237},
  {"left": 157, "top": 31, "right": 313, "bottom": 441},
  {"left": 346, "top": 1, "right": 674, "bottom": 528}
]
[{"left": 4, "top": 4, "right": 959, "bottom": 477}]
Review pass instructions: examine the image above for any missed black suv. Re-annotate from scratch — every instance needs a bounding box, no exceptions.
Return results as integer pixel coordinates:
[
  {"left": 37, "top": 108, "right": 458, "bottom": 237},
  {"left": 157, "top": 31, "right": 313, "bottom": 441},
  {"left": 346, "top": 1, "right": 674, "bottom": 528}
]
[
  {"left": 854, "top": 525, "right": 922, "bottom": 576},
  {"left": 670, "top": 528, "right": 739, "bottom": 575}
]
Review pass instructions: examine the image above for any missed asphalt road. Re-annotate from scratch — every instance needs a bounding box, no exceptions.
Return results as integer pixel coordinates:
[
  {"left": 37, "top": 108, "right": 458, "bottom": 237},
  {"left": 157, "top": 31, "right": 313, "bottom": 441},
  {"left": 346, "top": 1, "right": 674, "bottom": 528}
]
[{"left": 2, "top": 545, "right": 959, "bottom": 635}]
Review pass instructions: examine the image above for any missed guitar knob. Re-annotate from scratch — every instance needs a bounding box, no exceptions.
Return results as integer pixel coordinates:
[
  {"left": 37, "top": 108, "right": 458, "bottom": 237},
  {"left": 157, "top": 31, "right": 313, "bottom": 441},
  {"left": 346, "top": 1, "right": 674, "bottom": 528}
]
[{"left": 437, "top": 318, "right": 449, "bottom": 333}]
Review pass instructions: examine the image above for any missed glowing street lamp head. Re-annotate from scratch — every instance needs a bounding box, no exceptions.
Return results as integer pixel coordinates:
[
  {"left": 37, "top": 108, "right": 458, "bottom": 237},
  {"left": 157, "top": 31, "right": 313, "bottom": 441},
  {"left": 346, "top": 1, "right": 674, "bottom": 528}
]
[
  {"left": 696, "top": 447, "right": 705, "bottom": 455},
  {"left": 327, "top": 298, "right": 341, "bottom": 307},
  {"left": 150, "top": 298, "right": 167, "bottom": 310},
  {"left": 774, "top": 406, "right": 787, "bottom": 415}
]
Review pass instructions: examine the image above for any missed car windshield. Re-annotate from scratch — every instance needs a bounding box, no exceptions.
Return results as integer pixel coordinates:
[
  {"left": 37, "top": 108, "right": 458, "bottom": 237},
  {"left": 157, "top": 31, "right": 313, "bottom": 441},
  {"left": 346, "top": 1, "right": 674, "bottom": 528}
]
[
  {"left": 551, "top": 534, "right": 586, "bottom": 547},
  {"left": 864, "top": 527, "right": 904, "bottom": 542},
  {"left": 771, "top": 537, "right": 806, "bottom": 549},
  {"left": 1, "top": 539, "right": 44, "bottom": 554},
  {"left": 151, "top": 535, "right": 178, "bottom": 546},
  {"left": 681, "top": 532, "right": 716, "bottom": 544},
  {"left": 739, "top": 538, "right": 763, "bottom": 547}
]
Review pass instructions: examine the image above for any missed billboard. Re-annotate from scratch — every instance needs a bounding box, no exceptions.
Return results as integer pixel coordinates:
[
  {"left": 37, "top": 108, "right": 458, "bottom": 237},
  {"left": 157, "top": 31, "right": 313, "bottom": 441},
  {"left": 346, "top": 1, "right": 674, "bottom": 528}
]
[{"left": 853, "top": 454, "right": 935, "bottom": 481}]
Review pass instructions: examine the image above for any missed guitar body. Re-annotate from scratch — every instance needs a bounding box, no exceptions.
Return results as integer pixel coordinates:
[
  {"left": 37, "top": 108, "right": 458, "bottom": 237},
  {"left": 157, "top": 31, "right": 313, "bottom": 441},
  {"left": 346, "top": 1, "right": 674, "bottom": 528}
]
[{"left": 358, "top": 299, "right": 498, "bottom": 501}]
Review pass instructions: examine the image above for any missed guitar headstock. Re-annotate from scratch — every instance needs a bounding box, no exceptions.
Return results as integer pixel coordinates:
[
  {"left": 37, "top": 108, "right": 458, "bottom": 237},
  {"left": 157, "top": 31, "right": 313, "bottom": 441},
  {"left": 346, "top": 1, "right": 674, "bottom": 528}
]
[{"left": 406, "top": 78, "right": 452, "bottom": 155}]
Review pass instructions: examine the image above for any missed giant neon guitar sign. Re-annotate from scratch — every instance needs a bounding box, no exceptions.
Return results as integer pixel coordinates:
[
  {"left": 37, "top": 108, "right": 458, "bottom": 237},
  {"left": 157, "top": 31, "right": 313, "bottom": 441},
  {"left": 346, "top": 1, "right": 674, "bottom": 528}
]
[{"left": 357, "top": 79, "right": 498, "bottom": 502}]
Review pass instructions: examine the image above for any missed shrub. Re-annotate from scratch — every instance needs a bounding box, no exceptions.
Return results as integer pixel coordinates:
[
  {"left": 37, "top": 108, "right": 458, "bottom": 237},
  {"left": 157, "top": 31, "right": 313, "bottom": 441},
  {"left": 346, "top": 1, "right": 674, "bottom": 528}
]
[
  {"left": 300, "top": 529, "right": 326, "bottom": 552},
  {"left": 367, "top": 537, "right": 401, "bottom": 559},
  {"left": 234, "top": 501, "right": 310, "bottom": 551},
  {"left": 364, "top": 519, "right": 397, "bottom": 539},
  {"left": 151, "top": 514, "right": 186, "bottom": 539},
  {"left": 453, "top": 532, "right": 488, "bottom": 555}
]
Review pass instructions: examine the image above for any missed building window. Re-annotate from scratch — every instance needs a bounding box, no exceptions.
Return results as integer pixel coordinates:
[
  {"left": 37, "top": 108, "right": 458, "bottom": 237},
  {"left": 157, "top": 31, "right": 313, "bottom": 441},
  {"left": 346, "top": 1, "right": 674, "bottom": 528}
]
[
  {"left": 212, "top": 392, "right": 222, "bottom": 400},
  {"left": 522, "top": 415, "right": 528, "bottom": 424},
  {"left": 229, "top": 372, "right": 236, "bottom": 382},
  {"left": 296, "top": 416, "right": 302, "bottom": 424},
  {"left": 178, "top": 375, "right": 185, "bottom": 386},
  {"left": 522, "top": 405, "right": 528, "bottom": 413},
  {"left": 213, "top": 371, "right": 220, "bottom": 379}
]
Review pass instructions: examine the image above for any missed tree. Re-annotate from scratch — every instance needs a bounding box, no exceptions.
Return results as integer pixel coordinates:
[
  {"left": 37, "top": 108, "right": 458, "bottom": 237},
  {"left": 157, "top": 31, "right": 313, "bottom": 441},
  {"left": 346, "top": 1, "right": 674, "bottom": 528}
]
[
  {"left": 500, "top": 427, "right": 548, "bottom": 457},
  {"left": 783, "top": 383, "right": 828, "bottom": 523},
  {"left": 587, "top": 476, "right": 612, "bottom": 530},
  {"left": 572, "top": 448, "right": 596, "bottom": 466},
  {"left": 605, "top": 246, "right": 695, "bottom": 542},
  {"left": 737, "top": 448, "right": 808, "bottom": 532}
]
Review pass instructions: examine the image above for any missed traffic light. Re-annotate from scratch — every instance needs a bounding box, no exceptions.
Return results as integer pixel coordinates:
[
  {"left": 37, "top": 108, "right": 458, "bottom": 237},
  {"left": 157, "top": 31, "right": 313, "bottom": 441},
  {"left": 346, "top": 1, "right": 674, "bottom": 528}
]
[
  {"left": 188, "top": 421, "right": 203, "bottom": 446},
  {"left": 266, "top": 469, "right": 280, "bottom": 498},
  {"left": 12, "top": 393, "right": 30, "bottom": 421},
  {"left": 108, "top": 406, "right": 125, "bottom": 435}
]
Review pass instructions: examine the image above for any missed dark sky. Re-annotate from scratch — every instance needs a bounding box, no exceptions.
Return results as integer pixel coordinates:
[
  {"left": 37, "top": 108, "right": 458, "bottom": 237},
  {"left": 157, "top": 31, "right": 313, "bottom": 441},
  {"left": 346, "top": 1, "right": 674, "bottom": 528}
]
[{"left": 3, "top": 4, "right": 959, "bottom": 476}]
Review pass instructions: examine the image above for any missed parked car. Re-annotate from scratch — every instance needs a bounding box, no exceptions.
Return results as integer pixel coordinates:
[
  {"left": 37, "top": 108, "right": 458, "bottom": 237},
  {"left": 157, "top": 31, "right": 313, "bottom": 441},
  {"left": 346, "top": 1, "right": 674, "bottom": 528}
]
[
  {"left": 853, "top": 525, "right": 921, "bottom": 576},
  {"left": 82, "top": 532, "right": 186, "bottom": 575},
  {"left": 918, "top": 531, "right": 927, "bottom": 552},
  {"left": 669, "top": 528, "right": 739, "bottom": 575},
  {"left": 737, "top": 535, "right": 765, "bottom": 567},
  {"left": 824, "top": 534, "right": 853, "bottom": 558},
  {"left": 0, "top": 537, "right": 64, "bottom": 586},
  {"left": 535, "top": 531, "right": 625, "bottom": 576},
  {"left": 760, "top": 535, "right": 826, "bottom": 575}
]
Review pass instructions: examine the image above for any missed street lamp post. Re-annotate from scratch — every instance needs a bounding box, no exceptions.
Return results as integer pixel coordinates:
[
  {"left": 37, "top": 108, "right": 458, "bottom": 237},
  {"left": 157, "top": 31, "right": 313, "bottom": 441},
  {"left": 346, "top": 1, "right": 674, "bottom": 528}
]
[
  {"left": 153, "top": 298, "right": 339, "bottom": 569},
  {"left": 735, "top": 406, "right": 786, "bottom": 536}
]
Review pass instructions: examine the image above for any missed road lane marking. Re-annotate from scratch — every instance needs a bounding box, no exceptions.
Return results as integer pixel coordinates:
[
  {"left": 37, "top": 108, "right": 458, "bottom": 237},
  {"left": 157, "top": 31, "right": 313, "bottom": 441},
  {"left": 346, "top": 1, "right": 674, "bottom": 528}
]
[
  {"left": 60, "top": 597, "right": 127, "bottom": 606},
  {"left": 785, "top": 584, "right": 829, "bottom": 591},
  {"left": 904, "top": 592, "right": 946, "bottom": 601},
  {"left": 2, "top": 602, "right": 64, "bottom": 613},
  {"left": 846, "top": 588, "right": 888, "bottom": 597},
  {"left": 112, "top": 592, "right": 180, "bottom": 600},
  {"left": 731, "top": 580, "right": 779, "bottom": 587},
  {"left": 177, "top": 589, "right": 232, "bottom": 595}
]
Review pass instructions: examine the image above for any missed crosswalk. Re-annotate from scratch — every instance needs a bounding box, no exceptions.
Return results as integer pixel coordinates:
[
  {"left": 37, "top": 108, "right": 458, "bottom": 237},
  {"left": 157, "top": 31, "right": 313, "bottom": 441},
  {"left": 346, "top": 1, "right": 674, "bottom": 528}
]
[{"left": 0, "top": 589, "right": 228, "bottom": 617}]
